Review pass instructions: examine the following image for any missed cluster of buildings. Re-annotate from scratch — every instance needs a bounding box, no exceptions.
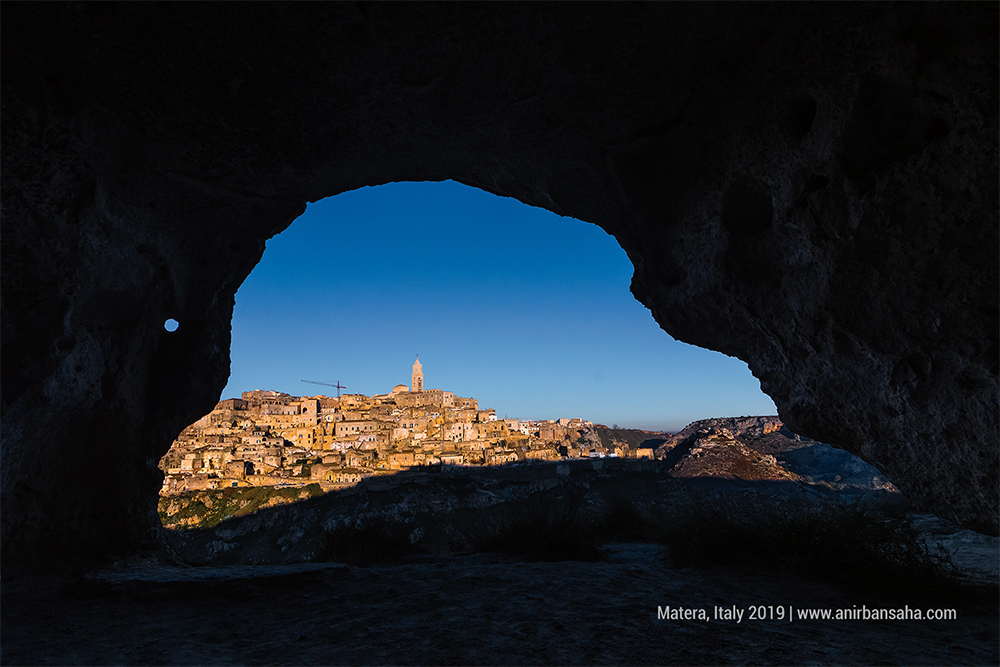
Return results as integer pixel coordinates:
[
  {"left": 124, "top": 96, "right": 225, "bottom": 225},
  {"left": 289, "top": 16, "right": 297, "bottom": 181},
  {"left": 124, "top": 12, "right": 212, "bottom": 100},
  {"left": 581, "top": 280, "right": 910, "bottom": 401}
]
[{"left": 160, "top": 358, "right": 654, "bottom": 495}]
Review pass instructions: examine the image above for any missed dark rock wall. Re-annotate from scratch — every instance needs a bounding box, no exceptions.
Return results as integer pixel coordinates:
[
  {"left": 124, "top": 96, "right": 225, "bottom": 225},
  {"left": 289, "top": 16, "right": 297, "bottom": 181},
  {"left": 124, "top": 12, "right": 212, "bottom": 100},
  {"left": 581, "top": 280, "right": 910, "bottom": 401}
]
[{"left": 2, "top": 2, "right": 996, "bottom": 563}]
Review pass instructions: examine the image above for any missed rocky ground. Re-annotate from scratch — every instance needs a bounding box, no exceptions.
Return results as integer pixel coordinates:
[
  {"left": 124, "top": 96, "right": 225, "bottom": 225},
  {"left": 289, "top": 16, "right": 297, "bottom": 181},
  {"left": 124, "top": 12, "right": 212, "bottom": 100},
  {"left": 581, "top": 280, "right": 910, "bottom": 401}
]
[
  {"left": 3, "top": 542, "right": 996, "bottom": 666},
  {"left": 3, "top": 418, "right": 997, "bottom": 665}
]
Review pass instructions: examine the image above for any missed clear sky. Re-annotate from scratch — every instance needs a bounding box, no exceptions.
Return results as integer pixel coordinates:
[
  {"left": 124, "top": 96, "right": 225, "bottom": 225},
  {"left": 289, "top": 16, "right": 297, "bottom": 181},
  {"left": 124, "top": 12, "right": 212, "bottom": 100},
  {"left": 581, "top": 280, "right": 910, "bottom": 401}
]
[{"left": 222, "top": 180, "right": 777, "bottom": 432}]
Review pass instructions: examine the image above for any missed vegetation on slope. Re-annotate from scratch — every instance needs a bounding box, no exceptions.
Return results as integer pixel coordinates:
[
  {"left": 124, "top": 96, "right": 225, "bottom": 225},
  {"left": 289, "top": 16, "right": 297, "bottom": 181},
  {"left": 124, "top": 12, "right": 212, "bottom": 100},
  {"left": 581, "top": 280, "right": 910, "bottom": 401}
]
[{"left": 159, "top": 484, "right": 325, "bottom": 529}]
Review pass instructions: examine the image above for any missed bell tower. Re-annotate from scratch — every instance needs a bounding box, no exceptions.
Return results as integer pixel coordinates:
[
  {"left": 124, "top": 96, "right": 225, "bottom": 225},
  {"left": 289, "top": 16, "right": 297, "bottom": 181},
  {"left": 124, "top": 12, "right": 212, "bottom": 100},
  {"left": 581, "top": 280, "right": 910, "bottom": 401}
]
[{"left": 411, "top": 356, "right": 424, "bottom": 392}]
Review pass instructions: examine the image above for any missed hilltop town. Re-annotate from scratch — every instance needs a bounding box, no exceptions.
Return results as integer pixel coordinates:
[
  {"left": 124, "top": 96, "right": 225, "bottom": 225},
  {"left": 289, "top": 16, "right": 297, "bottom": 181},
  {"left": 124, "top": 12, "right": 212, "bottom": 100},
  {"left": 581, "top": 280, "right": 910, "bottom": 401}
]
[{"left": 160, "top": 358, "right": 657, "bottom": 496}]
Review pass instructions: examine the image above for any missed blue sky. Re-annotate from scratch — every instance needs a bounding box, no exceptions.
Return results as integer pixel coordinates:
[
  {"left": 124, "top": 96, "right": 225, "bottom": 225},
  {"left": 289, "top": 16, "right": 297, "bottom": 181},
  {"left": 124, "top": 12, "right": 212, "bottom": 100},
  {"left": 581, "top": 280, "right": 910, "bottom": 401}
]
[{"left": 222, "top": 180, "right": 777, "bottom": 432}]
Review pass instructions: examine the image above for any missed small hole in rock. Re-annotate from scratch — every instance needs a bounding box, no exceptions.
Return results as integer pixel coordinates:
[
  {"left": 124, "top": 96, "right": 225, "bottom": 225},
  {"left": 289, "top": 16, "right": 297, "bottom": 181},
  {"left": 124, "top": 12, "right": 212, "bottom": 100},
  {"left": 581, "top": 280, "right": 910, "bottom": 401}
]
[{"left": 164, "top": 319, "right": 180, "bottom": 332}]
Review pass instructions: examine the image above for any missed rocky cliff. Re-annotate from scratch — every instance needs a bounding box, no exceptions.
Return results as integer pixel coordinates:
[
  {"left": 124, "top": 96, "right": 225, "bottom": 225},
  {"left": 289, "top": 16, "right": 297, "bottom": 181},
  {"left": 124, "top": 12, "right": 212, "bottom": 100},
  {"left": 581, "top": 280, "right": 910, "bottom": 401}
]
[
  {"left": 658, "top": 416, "right": 897, "bottom": 491},
  {"left": 2, "top": 2, "right": 996, "bottom": 565}
]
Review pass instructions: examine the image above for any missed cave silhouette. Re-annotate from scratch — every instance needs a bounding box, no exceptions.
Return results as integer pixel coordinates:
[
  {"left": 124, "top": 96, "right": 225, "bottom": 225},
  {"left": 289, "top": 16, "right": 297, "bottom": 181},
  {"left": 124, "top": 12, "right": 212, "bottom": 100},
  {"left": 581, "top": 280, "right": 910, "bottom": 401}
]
[{"left": 2, "top": 2, "right": 997, "bottom": 570}]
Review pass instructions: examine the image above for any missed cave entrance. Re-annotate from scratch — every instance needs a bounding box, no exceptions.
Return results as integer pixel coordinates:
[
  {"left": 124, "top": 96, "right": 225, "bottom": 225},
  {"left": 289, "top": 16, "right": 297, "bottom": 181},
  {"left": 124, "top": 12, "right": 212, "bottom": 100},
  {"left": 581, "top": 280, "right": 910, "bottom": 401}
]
[
  {"left": 158, "top": 180, "right": 777, "bottom": 525},
  {"left": 226, "top": 180, "right": 776, "bottom": 426}
]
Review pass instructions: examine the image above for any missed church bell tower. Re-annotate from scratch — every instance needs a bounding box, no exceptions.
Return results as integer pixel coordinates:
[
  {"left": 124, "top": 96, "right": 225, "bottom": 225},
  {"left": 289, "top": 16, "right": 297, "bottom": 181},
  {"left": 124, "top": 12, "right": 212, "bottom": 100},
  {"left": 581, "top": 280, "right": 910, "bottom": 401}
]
[{"left": 411, "top": 356, "right": 424, "bottom": 392}]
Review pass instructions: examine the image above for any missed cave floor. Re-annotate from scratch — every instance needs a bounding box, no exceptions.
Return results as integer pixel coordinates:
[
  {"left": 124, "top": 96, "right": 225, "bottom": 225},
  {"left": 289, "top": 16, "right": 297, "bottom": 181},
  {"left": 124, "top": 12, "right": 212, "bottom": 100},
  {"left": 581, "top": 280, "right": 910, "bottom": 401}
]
[{"left": 2, "top": 543, "right": 997, "bottom": 666}]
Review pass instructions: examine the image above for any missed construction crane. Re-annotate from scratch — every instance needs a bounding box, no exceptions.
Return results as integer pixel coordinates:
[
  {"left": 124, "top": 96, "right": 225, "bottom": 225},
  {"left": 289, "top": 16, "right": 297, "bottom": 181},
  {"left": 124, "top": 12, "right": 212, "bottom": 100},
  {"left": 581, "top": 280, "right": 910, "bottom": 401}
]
[{"left": 301, "top": 380, "right": 347, "bottom": 397}]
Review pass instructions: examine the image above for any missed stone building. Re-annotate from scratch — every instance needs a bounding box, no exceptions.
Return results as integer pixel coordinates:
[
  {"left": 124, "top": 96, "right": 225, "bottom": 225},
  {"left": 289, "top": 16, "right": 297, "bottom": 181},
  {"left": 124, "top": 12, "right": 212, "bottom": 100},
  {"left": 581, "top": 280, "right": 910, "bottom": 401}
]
[
  {"left": 439, "top": 451, "right": 464, "bottom": 465},
  {"left": 388, "top": 449, "right": 416, "bottom": 469},
  {"left": 310, "top": 463, "right": 339, "bottom": 482},
  {"left": 331, "top": 468, "right": 367, "bottom": 485},
  {"left": 335, "top": 420, "right": 382, "bottom": 438},
  {"left": 411, "top": 356, "right": 424, "bottom": 392},
  {"left": 395, "top": 389, "right": 454, "bottom": 409},
  {"left": 454, "top": 397, "right": 478, "bottom": 410}
]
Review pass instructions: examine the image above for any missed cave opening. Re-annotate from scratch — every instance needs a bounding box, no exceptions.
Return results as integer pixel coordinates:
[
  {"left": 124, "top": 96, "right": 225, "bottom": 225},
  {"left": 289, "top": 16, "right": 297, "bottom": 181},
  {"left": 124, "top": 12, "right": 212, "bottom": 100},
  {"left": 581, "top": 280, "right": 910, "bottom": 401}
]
[
  {"left": 158, "top": 180, "right": 780, "bottom": 522},
  {"left": 224, "top": 180, "right": 777, "bottom": 429}
]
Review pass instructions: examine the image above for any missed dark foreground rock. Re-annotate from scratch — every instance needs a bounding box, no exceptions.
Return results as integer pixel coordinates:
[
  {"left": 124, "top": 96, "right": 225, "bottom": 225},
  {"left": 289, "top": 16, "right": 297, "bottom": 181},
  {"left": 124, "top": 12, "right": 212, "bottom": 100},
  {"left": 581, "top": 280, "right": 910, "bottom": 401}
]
[
  {"left": 161, "top": 461, "right": 836, "bottom": 566},
  {"left": 5, "top": 460, "right": 997, "bottom": 666},
  {"left": 3, "top": 543, "right": 997, "bottom": 666},
  {"left": 1, "top": 1, "right": 997, "bottom": 568}
]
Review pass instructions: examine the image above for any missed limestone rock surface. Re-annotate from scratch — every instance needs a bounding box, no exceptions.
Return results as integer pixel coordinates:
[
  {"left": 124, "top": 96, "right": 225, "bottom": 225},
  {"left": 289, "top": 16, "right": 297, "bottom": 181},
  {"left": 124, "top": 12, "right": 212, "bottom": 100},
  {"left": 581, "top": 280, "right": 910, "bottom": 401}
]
[
  {"left": 659, "top": 417, "right": 898, "bottom": 492},
  {"left": 2, "top": 2, "right": 997, "bottom": 564},
  {"left": 666, "top": 429, "right": 800, "bottom": 483}
]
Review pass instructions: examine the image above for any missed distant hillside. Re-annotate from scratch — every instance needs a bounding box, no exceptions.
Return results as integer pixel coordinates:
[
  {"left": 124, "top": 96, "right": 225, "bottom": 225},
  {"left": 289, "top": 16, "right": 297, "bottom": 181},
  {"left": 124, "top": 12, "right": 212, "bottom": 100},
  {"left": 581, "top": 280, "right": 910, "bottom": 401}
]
[
  {"left": 656, "top": 416, "right": 783, "bottom": 452},
  {"left": 656, "top": 416, "right": 896, "bottom": 492},
  {"left": 593, "top": 425, "right": 670, "bottom": 451}
]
